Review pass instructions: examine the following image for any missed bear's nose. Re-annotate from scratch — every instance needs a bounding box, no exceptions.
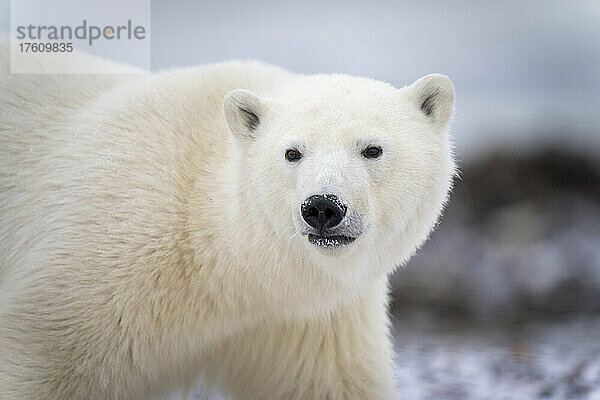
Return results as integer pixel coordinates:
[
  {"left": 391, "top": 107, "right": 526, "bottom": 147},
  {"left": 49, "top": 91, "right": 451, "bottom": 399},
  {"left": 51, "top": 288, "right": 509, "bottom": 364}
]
[{"left": 301, "top": 194, "right": 347, "bottom": 232}]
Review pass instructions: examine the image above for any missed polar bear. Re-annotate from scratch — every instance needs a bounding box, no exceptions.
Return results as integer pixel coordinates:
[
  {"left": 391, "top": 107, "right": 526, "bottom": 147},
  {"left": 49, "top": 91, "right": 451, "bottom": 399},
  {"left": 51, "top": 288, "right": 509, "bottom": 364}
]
[{"left": 0, "top": 38, "right": 455, "bottom": 400}]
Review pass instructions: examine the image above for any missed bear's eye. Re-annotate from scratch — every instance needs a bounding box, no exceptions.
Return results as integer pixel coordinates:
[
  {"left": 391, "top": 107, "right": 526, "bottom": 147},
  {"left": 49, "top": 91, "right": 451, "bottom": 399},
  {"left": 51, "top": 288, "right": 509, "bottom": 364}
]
[
  {"left": 285, "top": 148, "right": 302, "bottom": 162},
  {"left": 361, "top": 146, "right": 383, "bottom": 159}
]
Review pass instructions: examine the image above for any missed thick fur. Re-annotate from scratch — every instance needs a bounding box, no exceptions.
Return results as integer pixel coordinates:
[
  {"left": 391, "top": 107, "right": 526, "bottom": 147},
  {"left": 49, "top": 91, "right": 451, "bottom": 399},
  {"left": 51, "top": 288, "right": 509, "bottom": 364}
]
[{"left": 0, "top": 37, "right": 455, "bottom": 400}]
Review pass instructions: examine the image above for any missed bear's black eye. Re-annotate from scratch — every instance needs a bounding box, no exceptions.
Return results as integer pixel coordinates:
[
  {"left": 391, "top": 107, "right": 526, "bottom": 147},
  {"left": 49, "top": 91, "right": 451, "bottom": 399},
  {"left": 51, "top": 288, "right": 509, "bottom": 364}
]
[
  {"left": 285, "top": 148, "right": 302, "bottom": 162},
  {"left": 361, "top": 146, "right": 383, "bottom": 159}
]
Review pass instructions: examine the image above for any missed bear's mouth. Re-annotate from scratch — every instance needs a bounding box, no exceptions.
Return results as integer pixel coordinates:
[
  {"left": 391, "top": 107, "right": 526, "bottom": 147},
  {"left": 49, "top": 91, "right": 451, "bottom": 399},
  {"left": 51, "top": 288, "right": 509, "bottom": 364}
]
[{"left": 307, "top": 234, "right": 356, "bottom": 248}]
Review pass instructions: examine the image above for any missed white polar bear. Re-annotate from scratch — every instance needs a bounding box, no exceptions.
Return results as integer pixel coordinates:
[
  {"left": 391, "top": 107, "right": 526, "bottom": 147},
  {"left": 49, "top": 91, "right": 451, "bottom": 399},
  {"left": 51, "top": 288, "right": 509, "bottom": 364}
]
[{"left": 0, "top": 38, "right": 455, "bottom": 400}]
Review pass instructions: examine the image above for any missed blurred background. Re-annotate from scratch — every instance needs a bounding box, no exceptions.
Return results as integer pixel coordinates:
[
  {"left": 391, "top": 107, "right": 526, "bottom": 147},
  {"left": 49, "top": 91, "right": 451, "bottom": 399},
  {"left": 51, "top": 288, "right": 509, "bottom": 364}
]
[{"left": 2, "top": 1, "right": 599, "bottom": 399}]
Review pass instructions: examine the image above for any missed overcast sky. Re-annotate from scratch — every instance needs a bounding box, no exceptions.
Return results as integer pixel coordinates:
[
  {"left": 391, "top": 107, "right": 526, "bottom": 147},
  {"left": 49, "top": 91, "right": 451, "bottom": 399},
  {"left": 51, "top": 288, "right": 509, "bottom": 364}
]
[{"left": 2, "top": 0, "right": 599, "bottom": 158}]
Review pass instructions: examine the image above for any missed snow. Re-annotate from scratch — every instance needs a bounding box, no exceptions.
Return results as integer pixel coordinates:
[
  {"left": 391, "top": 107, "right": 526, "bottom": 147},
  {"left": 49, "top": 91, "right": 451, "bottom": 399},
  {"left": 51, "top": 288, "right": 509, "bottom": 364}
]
[{"left": 392, "top": 315, "right": 600, "bottom": 400}]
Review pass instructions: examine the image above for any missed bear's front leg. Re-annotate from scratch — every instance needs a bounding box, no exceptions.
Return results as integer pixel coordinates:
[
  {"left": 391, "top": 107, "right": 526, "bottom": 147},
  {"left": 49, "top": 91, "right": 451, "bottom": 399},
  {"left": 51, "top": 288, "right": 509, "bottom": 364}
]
[{"left": 204, "top": 277, "right": 396, "bottom": 400}]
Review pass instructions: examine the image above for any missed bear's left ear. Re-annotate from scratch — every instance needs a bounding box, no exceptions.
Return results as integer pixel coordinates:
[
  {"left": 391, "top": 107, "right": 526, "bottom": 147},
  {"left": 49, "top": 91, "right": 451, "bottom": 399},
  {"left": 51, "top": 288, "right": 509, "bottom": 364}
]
[
  {"left": 223, "top": 89, "right": 265, "bottom": 141},
  {"left": 408, "top": 74, "right": 454, "bottom": 127}
]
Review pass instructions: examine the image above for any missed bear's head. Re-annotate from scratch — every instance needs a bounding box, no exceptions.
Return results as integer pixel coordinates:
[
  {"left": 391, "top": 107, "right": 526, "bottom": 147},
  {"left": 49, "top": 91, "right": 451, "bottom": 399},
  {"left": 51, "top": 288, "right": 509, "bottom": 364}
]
[{"left": 223, "top": 73, "right": 455, "bottom": 287}]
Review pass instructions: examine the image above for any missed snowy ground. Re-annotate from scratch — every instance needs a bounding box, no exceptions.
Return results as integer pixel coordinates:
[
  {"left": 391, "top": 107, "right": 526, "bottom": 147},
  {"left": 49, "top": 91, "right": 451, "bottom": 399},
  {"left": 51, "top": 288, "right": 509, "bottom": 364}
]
[{"left": 392, "top": 314, "right": 600, "bottom": 400}]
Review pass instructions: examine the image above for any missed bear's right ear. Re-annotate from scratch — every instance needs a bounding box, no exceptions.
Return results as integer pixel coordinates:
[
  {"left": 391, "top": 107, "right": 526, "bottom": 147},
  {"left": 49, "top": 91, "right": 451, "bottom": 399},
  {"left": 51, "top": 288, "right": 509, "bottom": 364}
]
[{"left": 223, "top": 89, "right": 265, "bottom": 141}]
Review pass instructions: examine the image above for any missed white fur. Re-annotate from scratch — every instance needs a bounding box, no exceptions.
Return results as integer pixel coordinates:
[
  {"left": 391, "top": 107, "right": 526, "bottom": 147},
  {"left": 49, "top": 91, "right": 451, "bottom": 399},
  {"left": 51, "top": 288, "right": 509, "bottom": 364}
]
[{"left": 0, "top": 37, "right": 455, "bottom": 399}]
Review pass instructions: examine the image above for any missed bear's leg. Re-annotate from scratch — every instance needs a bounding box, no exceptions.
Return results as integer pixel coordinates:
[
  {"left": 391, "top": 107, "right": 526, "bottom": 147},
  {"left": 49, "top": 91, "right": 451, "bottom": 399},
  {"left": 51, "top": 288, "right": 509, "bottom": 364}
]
[{"left": 204, "top": 277, "right": 396, "bottom": 400}]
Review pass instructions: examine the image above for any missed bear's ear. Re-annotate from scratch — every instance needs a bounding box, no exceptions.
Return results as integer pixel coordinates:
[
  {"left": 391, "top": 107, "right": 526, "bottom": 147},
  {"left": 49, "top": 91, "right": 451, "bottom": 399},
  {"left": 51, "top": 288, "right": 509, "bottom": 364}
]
[
  {"left": 409, "top": 74, "right": 454, "bottom": 127},
  {"left": 223, "top": 89, "right": 265, "bottom": 141}
]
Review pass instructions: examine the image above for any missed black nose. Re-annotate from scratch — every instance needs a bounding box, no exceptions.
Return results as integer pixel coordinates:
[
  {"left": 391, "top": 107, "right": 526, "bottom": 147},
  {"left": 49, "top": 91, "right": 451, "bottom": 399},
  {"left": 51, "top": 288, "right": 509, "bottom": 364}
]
[{"left": 301, "top": 194, "right": 347, "bottom": 231}]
